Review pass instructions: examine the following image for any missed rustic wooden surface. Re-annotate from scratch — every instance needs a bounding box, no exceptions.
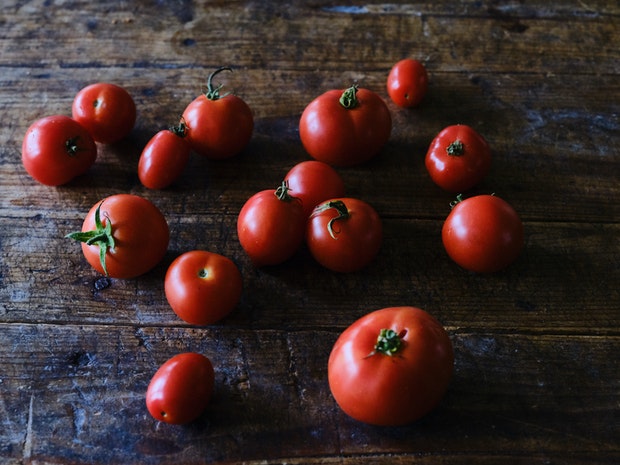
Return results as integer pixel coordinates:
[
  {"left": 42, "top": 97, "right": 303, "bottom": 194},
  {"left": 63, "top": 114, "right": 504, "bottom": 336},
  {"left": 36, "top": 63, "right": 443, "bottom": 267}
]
[{"left": 1, "top": 0, "right": 618, "bottom": 464}]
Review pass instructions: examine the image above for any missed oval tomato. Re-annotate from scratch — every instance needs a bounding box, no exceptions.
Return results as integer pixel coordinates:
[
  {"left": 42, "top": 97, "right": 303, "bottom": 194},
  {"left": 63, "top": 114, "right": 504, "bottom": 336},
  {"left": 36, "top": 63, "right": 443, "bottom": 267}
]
[
  {"left": 442, "top": 194, "right": 524, "bottom": 273},
  {"left": 146, "top": 352, "right": 215, "bottom": 425},
  {"left": 182, "top": 67, "right": 254, "bottom": 159},
  {"left": 306, "top": 198, "right": 382, "bottom": 273},
  {"left": 21, "top": 115, "right": 97, "bottom": 186},
  {"left": 237, "top": 182, "right": 305, "bottom": 266},
  {"left": 284, "top": 160, "right": 346, "bottom": 218},
  {"left": 425, "top": 124, "right": 491, "bottom": 193},
  {"left": 387, "top": 58, "right": 429, "bottom": 108},
  {"left": 328, "top": 306, "right": 454, "bottom": 426},
  {"left": 66, "top": 194, "right": 169, "bottom": 278},
  {"left": 138, "top": 122, "right": 191, "bottom": 189},
  {"left": 165, "top": 250, "right": 243, "bottom": 325},
  {"left": 72, "top": 82, "right": 136, "bottom": 144},
  {"left": 299, "top": 85, "right": 392, "bottom": 167}
]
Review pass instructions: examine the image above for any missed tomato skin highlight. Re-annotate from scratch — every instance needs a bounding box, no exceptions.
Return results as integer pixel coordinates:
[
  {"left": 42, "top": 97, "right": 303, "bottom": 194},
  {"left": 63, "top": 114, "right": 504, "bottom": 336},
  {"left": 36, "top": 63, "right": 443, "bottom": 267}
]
[
  {"left": 165, "top": 250, "right": 243, "bottom": 325},
  {"left": 138, "top": 128, "right": 191, "bottom": 189},
  {"left": 387, "top": 58, "right": 429, "bottom": 108},
  {"left": 442, "top": 194, "right": 524, "bottom": 273},
  {"left": 328, "top": 306, "right": 454, "bottom": 426},
  {"left": 146, "top": 352, "right": 215, "bottom": 425}
]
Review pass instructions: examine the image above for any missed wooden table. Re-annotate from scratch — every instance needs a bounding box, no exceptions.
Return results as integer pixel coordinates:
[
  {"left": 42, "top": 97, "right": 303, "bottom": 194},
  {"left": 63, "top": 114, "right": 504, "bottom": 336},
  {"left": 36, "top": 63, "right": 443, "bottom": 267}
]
[{"left": 1, "top": 1, "right": 618, "bottom": 463}]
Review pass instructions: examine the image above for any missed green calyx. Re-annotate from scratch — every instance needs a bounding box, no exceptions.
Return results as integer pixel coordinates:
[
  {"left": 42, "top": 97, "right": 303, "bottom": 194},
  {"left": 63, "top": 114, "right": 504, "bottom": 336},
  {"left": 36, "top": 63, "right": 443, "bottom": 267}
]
[
  {"left": 204, "top": 66, "right": 233, "bottom": 100},
  {"left": 339, "top": 85, "right": 359, "bottom": 109},
  {"left": 311, "top": 200, "right": 350, "bottom": 240},
  {"left": 169, "top": 117, "right": 188, "bottom": 138},
  {"left": 370, "top": 328, "right": 403, "bottom": 357},
  {"left": 446, "top": 139, "right": 465, "bottom": 156},
  {"left": 274, "top": 180, "right": 296, "bottom": 202}
]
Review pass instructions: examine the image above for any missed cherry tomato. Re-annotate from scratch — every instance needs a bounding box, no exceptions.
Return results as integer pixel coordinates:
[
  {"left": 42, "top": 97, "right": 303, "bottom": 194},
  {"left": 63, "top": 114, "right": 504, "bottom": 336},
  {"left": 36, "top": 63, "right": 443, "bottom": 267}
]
[
  {"left": 425, "top": 124, "right": 491, "bottom": 193},
  {"left": 237, "top": 181, "right": 305, "bottom": 266},
  {"left": 138, "top": 122, "right": 191, "bottom": 189},
  {"left": 165, "top": 250, "right": 243, "bottom": 325},
  {"left": 299, "top": 85, "right": 392, "bottom": 167},
  {"left": 306, "top": 198, "right": 382, "bottom": 273},
  {"left": 66, "top": 194, "right": 169, "bottom": 278},
  {"left": 386, "top": 58, "right": 429, "bottom": 108},
  {"left": 442, "top": 194, "right": 524, "bottom": 273},
  {"left": 328, "top": 306, "right": 454, "bottom": 426},
  {"left": 72, "top": 82, "right": 136, "bottom": 144},
  {"left": 182, "top": 67, "right": 254, "bottom": 159},
  {"left": 284, "top": 160, "right": 346, "bottom": 218},
  {"left": 146, "top": 352, "right": 215, "bottom": 425},
  {"left": 21, "top": 115, "right": 97, "bottom": 186}
]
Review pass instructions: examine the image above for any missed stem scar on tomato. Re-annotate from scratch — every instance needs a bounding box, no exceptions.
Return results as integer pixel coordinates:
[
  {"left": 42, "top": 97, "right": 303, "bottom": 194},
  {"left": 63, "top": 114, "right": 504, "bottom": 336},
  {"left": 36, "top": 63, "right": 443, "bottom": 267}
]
[
  {"left": 311, "top": 200, "right": 350, "bottom": 239},
  {"left": 339, "top": 84, "right": 360, "bottom": 109},
  {"left": 204, "top": 66, "right": 233, "bottom": 100},
  {"left": 366, "top": 328, "right": 407, "bottom": 358}
]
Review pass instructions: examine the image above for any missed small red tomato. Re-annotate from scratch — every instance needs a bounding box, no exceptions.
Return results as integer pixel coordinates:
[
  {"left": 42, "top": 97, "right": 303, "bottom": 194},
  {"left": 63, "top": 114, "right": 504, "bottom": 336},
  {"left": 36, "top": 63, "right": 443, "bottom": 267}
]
[
  {"left": 387, "top": 58, "right": 429, "bottom": 108},
  {"left": 237, "top": 181, "right": 306, "bottom": 266},
  {"left": 72, "top": 82, "right": 136, "bottom": 143},
  {"left": 146, "top": 352, "right": 215, "bottom": 425},
  {"left": 138, "top": 122, "right": 191, "bottom": 189},
  {"left": 425, "top": 124, "right": 491, "bottom": 193},
  {"left": 442, "top": 194, "right": 524, "bottom": 273},
  {"left": 21, "top": 115, "right": 97, "bottom": 186},
  {"left": 306, "top": 198, "right": 382, "bottom": 273},
  {"left": 182, "top": 67, "right": 254, "bottom": 159},
  {"left": 165, "top": 250, "right": 243, "bottom": 326},
  {"left": 328, "top": 306, "right": 454, "bottom": 426},
  {"left": 284, "top": 160, "right": 346, "bottom": 218},
  {"left": 299, "top": 85, "right": 392, "bottom": 167}
]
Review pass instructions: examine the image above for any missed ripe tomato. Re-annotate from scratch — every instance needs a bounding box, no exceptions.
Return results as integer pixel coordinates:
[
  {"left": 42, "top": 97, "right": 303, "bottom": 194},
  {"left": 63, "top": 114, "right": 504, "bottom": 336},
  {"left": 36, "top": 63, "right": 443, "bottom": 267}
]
[
  {"left": 66, "top": 194, "right": 169, "bottom": 278},
  {"left": 138, "top": 122, "right": 191, "bottom": 189},
  {"left": 165, "top": 250, "right": 243, "bottom": 325},
  {"left": 442, "top": 194, "right": 524, "bottom": 273},
  {"left": 21, "top": 115, "right": 97, "bottom": 186},
  {"left": 237, "top": 181, "right": 305, "bottom": 266},
  {"left": 182, "top": 67, "right": 254, "bottom": 159},
  {"left": 425, "top": 124, "right": 491, "bottom": 193},
  {"left": 328, "top": 306, "right": 454, "bottom": 426},
  {"left": 306, "top": 198, "right": 382, "bottom": 273},
  {"left": 299, "top": 85, "right": 392, "bottom": 167},
  {"left": 284, "top": 160, "right": 346, "bottom": 218},
  {"left": 72, "top": 82, "right": 136, "bottom": 144},
  {"left": 386, "top": 58, "right": 429, "bottom": 108},
  {"left": 146, "top": 352, "right": 215, "bottom": 425}
]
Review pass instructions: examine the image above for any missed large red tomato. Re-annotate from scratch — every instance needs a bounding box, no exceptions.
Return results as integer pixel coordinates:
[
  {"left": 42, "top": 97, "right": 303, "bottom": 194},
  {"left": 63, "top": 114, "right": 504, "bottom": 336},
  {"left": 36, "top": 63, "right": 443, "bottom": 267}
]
[
  {"left": 299, "top": 85, "right": 392, "bottom": 167},
  {"left": 386, "top": 58, "right": 429, "bottom": 108},
  {"left": 66, "top": 194, "right": 169, "bottom": 278},
  {"left": 328, "top": 306, "right": 454, "bottom": 426},
  {"left": 442, "top": 194, "right": 524, "bottom": 273},
  {"left": 22, "top": 115, "right": 97, "bottom": 186}
]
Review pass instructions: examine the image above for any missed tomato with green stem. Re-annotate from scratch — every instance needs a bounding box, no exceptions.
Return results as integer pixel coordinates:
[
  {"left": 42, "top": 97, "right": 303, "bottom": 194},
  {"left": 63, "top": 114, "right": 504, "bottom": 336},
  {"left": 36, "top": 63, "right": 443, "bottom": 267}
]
[{"left": 387, "top": 58, "right": 429, "bottom": 108}]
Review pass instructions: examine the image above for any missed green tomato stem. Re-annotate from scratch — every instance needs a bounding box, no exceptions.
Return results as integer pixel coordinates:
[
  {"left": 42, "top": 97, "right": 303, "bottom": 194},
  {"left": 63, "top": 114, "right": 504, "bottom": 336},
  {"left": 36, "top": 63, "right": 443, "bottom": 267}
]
[
  {"left": 339, "top": 85, "right": 359, "bottom": 109},
  {"left": 205, "top": 66, "right": 233, "bottom": 100},
  {"left": 367, "top": 328, "right": 405, "bottom": 357},
  {"left": 311, "top": 200, "right": 350, "bottom": 240},
  {"left": 446, "top": 140, "right": 465, "bottom": 156}
]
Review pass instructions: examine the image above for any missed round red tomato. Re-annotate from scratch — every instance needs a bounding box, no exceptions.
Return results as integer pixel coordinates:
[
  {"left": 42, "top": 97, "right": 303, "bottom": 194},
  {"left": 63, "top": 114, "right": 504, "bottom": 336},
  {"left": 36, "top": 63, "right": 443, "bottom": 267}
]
[
  {"left": 386, "top": 58, "right": 429, "bottom": 108},
  {"left": 165, "top": 250, "right": 243, "bottom": 325},
  {"left": 328, "top": 306, "right": 454, "bottom": 426},
  {"left": 306, "top": 198, "right": 382, "bottom": 273},
  {"left": 72, "top": 82, "right": 136, "bottom": 144},
  {"left": 21, "top": 115, "right": 97, "bottom": 186},
  {"left": 299, "top": 85, "right": 392, "bottom": 167},
  {"left": 425, "top": 124, "right": 491, "bottom": 193},
  {"left": 138, "top": 122, "right": 191, "bottom": 189},
  {"left": 182, "top": 67, "right": 254, "bottom": 159},
  {"left": 284, "top": 160, "right": 346, "bottom": 218},
  {"left": 442, "top": 194, "right": 524, "bottom": 273},
  {"left": 237, "top": 182, "right": 305, "bottom": 266},
  {"left": 146, "top": 352, "right": 215, "bottom": 425},
  {"left": 66, "top": 194, "right": 169, "bottom": 278}
]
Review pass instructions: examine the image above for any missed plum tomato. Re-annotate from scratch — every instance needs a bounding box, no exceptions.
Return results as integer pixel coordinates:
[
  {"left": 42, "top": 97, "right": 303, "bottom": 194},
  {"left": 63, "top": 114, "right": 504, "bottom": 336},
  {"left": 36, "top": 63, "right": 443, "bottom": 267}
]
[{"left": 386, "top": 58, "right": 429, "bottom": 108}]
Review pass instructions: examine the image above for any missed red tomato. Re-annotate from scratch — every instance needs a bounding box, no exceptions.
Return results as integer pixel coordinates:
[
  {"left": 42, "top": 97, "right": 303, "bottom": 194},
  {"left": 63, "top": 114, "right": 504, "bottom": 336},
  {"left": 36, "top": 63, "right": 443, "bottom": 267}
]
[
  {"left": 182, "top": 67, "right": 254, "bottom": 159},
  {"left": 66, "top": 194, "right": 169, "bottom": 278},
  {"left": 237, "top": 182, "right": 306, "bottom": 266},
  {"left": 21, "top": 115, "right": 97, "bottom": 186},
  {"left": 328, "top": 306, "right": 454, "bottom": 426},
  {"left": 442, "top": 194, "right": 524, "bottom": 273},
  {"left": 299, "top": 85, "right": 392, "bottom": 167},
  {"left": 72, "top": 83, "right": 136, "bottom": 144},
  {"left": 425, "top": 124, "right": 491, "bottom": 193},
  {"left": 284, "top": 160, "right": 346, "bottom": 218},
  {"left": 146, "top": 352, "right": 214, "bottom": 425},
  {"left": 386, "top": 58, "right": 429, "bottom": 108},
  {"left": 165, "top": 250, "right": 243, "bottom": 325},
  {"left": 138, "top": 122, "right": 191, "bottom": 189},
  {"left": 306, "top": 198, "right": 382, "bottom": 273}
]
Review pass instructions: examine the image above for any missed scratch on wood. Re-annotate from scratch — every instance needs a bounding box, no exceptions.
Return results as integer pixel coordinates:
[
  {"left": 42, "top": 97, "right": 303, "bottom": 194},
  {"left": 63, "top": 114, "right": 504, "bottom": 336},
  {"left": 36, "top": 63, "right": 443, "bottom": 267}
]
[{"left": 23, "top": 393, "right": 34, "bottom": 459}]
